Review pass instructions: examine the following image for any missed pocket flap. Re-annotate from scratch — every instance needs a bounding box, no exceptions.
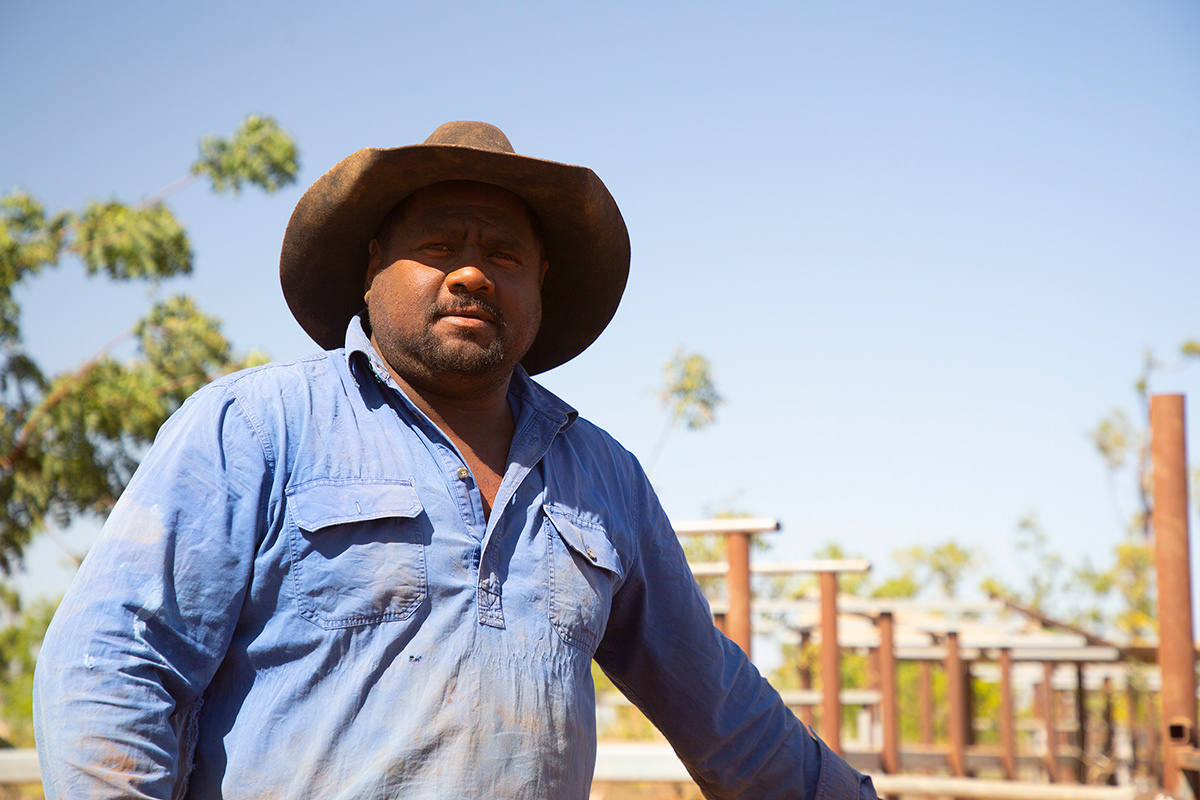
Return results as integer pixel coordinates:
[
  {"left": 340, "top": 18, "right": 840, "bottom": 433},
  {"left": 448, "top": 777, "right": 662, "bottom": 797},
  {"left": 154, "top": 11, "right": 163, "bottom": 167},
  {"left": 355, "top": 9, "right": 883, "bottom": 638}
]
[
  {"left": 287, "top": 479, "right": 422, "bottom": 532},
  {"left": 544, "top": 504, "right": 623, "bottom": 578}
]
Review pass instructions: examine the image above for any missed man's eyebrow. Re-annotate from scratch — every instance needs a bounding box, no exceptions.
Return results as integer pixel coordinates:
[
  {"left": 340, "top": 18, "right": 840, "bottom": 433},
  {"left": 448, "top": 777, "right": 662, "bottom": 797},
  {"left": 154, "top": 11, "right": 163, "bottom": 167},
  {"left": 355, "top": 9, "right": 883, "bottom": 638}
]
[
  {"left": 486, "top": 232, "right": 537, "bottom": 251},
  {"left": 396, "top": 219, "right": 461, "bottom": 240}
]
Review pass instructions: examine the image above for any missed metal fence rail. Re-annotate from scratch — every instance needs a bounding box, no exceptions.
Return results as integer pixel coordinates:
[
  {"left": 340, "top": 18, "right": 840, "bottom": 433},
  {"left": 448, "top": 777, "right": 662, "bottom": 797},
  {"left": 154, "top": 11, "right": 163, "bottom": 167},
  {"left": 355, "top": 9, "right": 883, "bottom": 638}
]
[
  {"left": 7, "top": 744, "right": 1151, "bottom": 798},
  {"left": 868, "top": 775, "right": 1143, "bottom": 799},
  {"left": 0, "top": 750, "right": 40, "bottom": 784},
  {"left": 592, "top": 743, "right": 1146, "bottom": 799}
]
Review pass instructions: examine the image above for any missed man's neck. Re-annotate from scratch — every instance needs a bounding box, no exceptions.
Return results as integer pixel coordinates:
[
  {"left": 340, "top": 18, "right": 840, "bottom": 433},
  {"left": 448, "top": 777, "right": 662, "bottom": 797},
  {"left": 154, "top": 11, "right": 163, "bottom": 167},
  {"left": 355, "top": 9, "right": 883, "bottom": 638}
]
[
  {"left": 401, "top": 374, "right": 515, "bottom": 448},
  {"left": 374, "top": 340, "right": 517, "bottom": 518}
]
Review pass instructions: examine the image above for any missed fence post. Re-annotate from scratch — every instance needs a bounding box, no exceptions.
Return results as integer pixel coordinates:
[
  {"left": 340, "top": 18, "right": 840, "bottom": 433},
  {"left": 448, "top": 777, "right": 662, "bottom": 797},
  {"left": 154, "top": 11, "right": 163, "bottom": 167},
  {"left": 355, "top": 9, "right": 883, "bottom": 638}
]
[
  {"left": 1150, "top": 393, "right": 1199, "bottom": 797},
  {"left": 1000, "top": 648, "right": 1017, "bottom": 780},
  {"left": 726, "top": 531, "right": 752, "bottom": 657},
  {"left": 1043, "top": 662, "right": 1059, "bottom": 782},
  {"left": 947, "top": 632, "right": 967, "bottom": 777},
  {"left": 820, "top": 571, "right": 842, "bottom": 754},
  {"left": 879, "top": 611, "right": 899, "bottom": 776}
]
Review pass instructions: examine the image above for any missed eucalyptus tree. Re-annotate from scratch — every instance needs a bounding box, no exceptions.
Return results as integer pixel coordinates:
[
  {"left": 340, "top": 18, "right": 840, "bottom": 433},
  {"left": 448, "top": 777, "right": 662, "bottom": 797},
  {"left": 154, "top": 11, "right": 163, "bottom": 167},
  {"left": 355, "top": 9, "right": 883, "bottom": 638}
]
[{"left": 0, "top": 115, "right": 298, "bottom": 574}]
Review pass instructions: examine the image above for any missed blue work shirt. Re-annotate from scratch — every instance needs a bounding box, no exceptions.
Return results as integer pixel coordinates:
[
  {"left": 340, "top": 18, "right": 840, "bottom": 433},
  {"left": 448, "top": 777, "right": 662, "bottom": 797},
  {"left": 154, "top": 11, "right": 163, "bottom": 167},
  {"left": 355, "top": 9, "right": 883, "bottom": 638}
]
[{"left": 33, "top": 316, "right": 875, "bottom": 800}]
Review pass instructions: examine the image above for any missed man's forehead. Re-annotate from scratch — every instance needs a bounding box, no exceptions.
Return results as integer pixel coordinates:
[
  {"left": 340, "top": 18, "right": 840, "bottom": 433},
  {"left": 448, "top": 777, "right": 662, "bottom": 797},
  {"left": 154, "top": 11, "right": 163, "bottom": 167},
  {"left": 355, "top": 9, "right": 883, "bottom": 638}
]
[{"left": 381, "top": 180, "right": 542, "bottom": 244}]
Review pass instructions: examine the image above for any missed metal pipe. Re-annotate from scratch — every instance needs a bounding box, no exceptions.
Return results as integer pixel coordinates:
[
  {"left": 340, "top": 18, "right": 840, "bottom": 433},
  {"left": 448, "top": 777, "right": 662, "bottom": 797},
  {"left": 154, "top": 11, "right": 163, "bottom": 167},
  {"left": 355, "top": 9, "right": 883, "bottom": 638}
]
[
  {"left": 1150, "top": 393, "right": 1199, "bottom": 797},
  {"left": 866, "top": 775, "right": 1140, "bottom": 800},
  {"left": 590, "top": 743, "right": 1145, "bottom": 797},
  {"left": 1073, "top": 663, "right": 1086, "bottom": 783},
  {"left": 965, "top": 654, "right": 977, "bottom": 753},
  {"left": 726, "top": 531, "right": 752, "bottom": 657},
  {"left": 1000, "top": 648, "right": 1017, "bottom": 780},
  {"left": 1044, "top": 662, "right": 1059, "bottom": 782},
  {"left": 947, "top": 631, "right": 967, "bottom": 776},
  {"left": 878, "top": 612, "right": 899, "bottom": 775},
  {"left": 0, "top": 750, "right": 40, "bottom": 784},
  {"left": 820, "top": 571, "right": 842, "bottom": 754},
  {"left": 1102, "top": 677, "right": 1116, "bottom": 786}
]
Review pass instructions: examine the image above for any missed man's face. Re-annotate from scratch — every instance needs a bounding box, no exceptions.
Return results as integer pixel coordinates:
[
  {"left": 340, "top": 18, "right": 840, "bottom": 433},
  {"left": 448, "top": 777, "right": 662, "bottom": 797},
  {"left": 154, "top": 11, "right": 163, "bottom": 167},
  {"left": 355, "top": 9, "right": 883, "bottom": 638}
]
[{"left": 364, "top": 181, "right": 548, "bottom": 392}]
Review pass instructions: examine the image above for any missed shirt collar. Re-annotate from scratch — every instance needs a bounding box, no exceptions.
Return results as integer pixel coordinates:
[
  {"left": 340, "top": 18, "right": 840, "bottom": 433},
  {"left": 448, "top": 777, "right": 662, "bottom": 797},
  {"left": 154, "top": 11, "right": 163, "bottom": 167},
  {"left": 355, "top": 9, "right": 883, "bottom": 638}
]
[{"left": 341, "top": 313, "right": 578, "bottom": 434}]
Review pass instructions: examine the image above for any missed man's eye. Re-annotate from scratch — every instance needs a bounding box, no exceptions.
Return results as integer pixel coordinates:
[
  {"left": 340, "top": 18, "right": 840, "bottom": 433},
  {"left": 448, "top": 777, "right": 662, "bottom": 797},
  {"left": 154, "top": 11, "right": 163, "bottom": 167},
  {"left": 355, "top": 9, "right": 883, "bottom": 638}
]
[
  {"left": 422, "top": 243, "right": 453, "bottom": 253},
  {"left": 491, "top": 251, "right": 520, "bottom": 263}
]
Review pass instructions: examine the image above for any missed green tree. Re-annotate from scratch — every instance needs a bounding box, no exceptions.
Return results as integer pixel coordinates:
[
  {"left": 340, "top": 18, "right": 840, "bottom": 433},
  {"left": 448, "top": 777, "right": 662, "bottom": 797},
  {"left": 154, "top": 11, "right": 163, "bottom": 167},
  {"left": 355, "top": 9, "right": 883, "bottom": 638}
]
[
  {"left": 0, "top": 116, "right": 297, "bottom": 745},
  {"left": 980, "top": 512, "right": 1066, "bottom": 614},
  {"left": 1070, "top": 343, "right": 1200, "bottom": 642},
  {"left": 0, "top": 588, "right": 55, "bottom": 747},
  {"left": 645, "top": 348, "right": 723, "bottom": 476},
  {"left": 0, "top": 115, "right": 297, "bottom": 573},
  {"left": 892, "top": 540, "right": 979, "bottom": 599},
  {"left": 1074, "top": 538, "right": 1156, "bottom": 642},
  {"left": 984, "top": 342, "right": 1199, "bottom": 642}
]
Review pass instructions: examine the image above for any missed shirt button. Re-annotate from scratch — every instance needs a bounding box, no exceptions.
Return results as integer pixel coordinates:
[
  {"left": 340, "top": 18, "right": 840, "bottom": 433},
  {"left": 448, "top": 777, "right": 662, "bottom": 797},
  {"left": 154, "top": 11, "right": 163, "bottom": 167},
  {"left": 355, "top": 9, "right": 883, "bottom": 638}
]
[
  {"left": 456, "top": 467, "right": 469, "bottom": 481},
  {"left": 585, "top": 547, "right": 597, "bottom": 562}
]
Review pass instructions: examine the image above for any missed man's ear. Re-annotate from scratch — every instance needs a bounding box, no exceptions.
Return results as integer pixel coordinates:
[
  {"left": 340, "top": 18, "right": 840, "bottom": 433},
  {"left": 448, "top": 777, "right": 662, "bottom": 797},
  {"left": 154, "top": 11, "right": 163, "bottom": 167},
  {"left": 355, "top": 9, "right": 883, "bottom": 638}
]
[
  {"left": 539, "top": 259, "right": 549, "bottom": 286},
  {"left": 365, "top": 239, "right": 383, "bottom": 299}
]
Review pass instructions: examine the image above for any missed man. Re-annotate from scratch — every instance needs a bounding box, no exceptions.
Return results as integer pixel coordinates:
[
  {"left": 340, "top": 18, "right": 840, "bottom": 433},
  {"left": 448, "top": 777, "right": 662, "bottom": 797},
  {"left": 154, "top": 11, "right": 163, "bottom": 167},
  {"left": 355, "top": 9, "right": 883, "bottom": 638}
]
[{"left": 34, "top": 122, "right": 877, "bottom": 799}]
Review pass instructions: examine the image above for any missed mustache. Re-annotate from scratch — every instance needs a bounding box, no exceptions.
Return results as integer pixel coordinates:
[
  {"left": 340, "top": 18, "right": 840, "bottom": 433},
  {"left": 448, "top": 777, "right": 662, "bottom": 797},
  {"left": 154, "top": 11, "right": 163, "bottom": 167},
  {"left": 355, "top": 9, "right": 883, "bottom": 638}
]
[{"left": 432, "top": 297, "right": 506, "bottom": 325}]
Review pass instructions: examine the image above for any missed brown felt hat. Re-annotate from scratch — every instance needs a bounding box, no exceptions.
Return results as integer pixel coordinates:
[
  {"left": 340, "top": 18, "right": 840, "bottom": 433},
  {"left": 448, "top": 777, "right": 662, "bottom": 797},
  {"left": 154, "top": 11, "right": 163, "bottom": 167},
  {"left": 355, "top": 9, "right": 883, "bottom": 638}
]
[{"left": 279, "top": 121, "right": 630, "bottom": 374}]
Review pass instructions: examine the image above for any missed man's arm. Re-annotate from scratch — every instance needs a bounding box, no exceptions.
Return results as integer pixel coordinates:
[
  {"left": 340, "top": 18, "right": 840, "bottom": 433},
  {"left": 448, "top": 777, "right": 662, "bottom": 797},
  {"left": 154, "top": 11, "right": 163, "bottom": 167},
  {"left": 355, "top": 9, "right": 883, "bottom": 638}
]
[
  {"left": 33, "top": 385, "right": 271, "bottom": 799},
  {"left": 594, "top": 466, "right": 877, "bottom": 800}
]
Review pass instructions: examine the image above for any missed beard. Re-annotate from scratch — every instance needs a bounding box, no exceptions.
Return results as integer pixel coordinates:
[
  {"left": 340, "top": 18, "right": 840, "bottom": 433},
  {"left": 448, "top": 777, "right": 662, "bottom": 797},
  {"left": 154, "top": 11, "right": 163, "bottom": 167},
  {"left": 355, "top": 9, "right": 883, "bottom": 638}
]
[
  {"left": 409, "top": 325, "right": 506, "bottom": 375},
  {"left": 369, "top": 294, "right": 541, "bottom": 378}
]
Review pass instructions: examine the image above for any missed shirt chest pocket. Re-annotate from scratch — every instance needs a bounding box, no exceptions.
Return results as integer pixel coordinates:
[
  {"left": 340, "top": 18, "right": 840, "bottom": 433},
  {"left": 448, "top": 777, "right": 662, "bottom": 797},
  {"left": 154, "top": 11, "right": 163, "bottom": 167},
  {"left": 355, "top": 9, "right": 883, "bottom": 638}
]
[
  {"left": 286, "top": 479, "right": 428, "bottom": 630},
  {"left": 545, "top": 504, "right": 624, "bottom": 655}
]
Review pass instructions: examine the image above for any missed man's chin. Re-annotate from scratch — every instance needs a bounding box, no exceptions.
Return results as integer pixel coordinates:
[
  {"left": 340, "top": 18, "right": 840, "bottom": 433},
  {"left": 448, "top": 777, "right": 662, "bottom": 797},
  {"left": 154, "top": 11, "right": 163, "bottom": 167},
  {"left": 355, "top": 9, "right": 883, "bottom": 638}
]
[{"left": 415, "top": 339, "right": 508, "bottom": 376}]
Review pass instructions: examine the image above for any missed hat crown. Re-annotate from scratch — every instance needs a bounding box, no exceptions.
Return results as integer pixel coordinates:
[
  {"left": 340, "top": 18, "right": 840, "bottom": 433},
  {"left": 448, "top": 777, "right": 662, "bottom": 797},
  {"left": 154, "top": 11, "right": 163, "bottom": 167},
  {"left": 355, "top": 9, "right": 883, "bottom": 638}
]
[{"left": 423, "top": 121, "right": 515, "bottom": 154}]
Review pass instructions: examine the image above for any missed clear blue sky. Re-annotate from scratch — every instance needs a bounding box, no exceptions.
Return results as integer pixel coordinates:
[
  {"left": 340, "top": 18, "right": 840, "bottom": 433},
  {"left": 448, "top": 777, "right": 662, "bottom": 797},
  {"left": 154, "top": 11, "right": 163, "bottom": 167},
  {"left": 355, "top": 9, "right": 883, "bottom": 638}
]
[{"left": 3, "top": 1, "right": 1199, "bottom": 616}]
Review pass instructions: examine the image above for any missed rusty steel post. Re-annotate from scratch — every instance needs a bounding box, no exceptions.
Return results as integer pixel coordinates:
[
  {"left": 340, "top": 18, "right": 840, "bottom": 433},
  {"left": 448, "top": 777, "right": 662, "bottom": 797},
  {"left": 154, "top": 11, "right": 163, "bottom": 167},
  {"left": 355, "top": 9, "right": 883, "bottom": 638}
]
[
  {"left": 1151, "top": 394, "right": 1199, "bottom": 797},
  {"left": 867, "top": 646, "right": 881, "bottom": 749},
  {"left": 947, "top": 632, "right": 967, "bottom": 777},
  {"left": 1073, "top": 663, "right": 1086, "bottom": 784},
  {"left": 820, "top": 571, "right": 842, "bottom": 754},
  {"left": 964, "top": 656, "right": 976, "bottom": 757},
  {"left": 1000, "top": 649, "right": 1017, "bottom": 780},
  {"left": 1043, "top": 662, "right": 1059, "bottom": 782},
  {"left": 726, "top": 530, "right": 752, "bottom": 658},
  {"left": 919, "top": 660, "right": 934, "bottom": 746},
  {"left": 878, "top": 612, "right": 899, "bottom": 775}
]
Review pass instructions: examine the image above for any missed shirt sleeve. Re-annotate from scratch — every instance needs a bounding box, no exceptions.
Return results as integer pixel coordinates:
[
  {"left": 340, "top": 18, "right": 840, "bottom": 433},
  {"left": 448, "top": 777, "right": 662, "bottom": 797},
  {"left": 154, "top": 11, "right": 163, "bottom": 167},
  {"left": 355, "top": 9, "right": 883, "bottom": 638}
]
[
  {"left": 594, "top": 463, "right": 878, "bottom": 800},
  {"left": 32, "top": 385, "right": 273, "bottom": 800}
]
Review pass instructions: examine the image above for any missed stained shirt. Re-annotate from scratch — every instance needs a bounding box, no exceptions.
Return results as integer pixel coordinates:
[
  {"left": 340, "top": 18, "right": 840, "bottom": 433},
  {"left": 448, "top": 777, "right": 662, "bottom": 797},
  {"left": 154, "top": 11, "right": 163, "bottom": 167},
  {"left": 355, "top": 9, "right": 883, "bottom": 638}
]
[{"left": 33, "top": 315, "right": 876, "bottom": 800}]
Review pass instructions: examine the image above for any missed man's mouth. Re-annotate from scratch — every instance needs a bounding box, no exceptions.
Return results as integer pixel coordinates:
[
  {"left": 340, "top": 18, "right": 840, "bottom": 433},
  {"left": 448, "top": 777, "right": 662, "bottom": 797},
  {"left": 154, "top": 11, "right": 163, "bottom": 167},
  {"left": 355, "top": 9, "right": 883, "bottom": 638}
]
[{"left": 434, "top": 300, "right": 504, "bottom": 327}]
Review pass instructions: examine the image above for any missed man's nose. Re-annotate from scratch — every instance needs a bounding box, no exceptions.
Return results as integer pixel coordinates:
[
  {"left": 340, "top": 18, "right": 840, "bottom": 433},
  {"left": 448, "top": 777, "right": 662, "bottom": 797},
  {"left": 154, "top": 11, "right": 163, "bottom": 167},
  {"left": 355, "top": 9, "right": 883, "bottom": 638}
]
[{"left": 446, "top": 259, "right": 494, "bottom": 294}]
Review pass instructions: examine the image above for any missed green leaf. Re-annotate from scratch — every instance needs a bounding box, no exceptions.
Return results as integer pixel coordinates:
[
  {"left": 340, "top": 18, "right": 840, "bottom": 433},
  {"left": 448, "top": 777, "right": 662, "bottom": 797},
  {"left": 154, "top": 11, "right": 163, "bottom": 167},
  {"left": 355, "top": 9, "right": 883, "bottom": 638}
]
[
  {"left": 191, "top": 115, "right": 300, "bottom": 194},
  {"left": 73, "top": 200, "right": 192, "bottom": 280},
  {"left": 659, "top": 348, "right": 722, "bottom": 430},
  {"left": 0, "top": 191, "right": 72, "bottom": 342}
]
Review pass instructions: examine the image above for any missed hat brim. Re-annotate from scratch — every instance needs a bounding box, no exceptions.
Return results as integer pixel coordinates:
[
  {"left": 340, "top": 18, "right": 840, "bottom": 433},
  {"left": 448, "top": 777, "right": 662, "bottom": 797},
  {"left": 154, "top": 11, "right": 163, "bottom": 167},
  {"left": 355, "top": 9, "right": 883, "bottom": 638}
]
[{"left": 280, "top": 143, "right": 630, "bottom": 375}]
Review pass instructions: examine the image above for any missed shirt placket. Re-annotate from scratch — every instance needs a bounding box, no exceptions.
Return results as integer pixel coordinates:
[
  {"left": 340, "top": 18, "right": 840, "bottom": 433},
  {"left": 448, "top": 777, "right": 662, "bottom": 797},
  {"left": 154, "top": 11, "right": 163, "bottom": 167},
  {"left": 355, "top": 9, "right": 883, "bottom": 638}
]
[
  {"left": 431, "top": 441, "right": 486, "bottom": 538},
  {"left": 475, "top": 408, "right": 562, "bottom": 631}
]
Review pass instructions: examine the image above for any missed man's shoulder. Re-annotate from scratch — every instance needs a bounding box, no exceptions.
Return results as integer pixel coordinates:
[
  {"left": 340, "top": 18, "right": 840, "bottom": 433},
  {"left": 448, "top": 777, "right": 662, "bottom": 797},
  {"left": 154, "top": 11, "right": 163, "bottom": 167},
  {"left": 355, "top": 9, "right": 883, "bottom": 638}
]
[
  {"left": 209, "top": 350, "right": 341, "bottom": 395},
  {"left": 171, "top": 350, "right": 349, "bottom": 425},
  {"left": 546, "top": 406, "right": 649, "bottom": 483}
]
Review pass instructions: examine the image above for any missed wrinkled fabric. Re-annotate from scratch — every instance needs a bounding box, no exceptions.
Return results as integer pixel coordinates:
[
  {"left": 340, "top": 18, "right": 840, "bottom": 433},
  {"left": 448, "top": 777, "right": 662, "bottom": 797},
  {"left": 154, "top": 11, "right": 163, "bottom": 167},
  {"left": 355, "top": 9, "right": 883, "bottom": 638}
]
[{"left": 33, "top": 316, "right": 876, "bottom": 800}]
